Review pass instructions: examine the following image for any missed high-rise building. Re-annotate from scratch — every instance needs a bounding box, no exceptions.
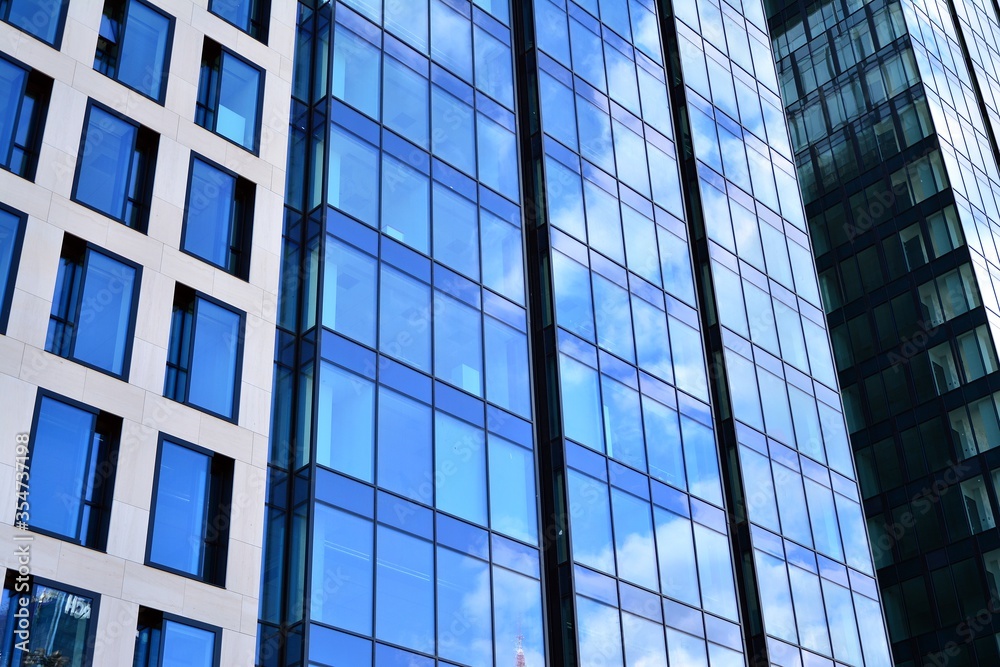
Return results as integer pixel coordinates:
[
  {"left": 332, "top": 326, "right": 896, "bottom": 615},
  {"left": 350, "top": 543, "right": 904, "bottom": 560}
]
[
  {"left": 767, "top": 0, "right": 1000, "bottom": 664},
  {"left": 0, "top": 1, "right": 893, "bottom": 667}
]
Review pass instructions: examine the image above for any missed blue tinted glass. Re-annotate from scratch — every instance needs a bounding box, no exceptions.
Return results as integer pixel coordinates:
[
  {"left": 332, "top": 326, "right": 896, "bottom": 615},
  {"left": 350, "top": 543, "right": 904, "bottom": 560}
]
[
  {"left": 836, "top": 494, "right": 872, "bottom": 573},
  {"left": 584, "top": 180, "right": 624, "bottom": 263},
  {"left": 376, "top": 526, "right": 434, "bottom": 652},
  {"left": 437, "top": 547, "right": 492, "bottom": 665},
  {"left": 474, "top": 0, "right": 509, "bottom": 22},
  {"left": 381, "top": 155, "right": 429, "bottom": 252},
  {"left": 435, "top": 412, "right": 487, "bottom": 525},
  {"left": 804, "top": 479, "right": 844, "bottom": 561},
  {"left": 577, "top": 596, "right": 623, "bottom": 665},
  {"left": 76, "top": 107, "right": 136, "bottom": 221},
  {"left": 613, "top": 121, "right": 649, "bottom": 197},
  {"left": 757, "top": 367, "right": 793, "bottom": 445},
  {"left": 0, "top": 209, "right": 20, "bottom": 317},
  {"left": 602, "top": 376, "right": 644, "bottom": 470},
  {"left": 210, "top": 0, "right": 253, "bottom": 33},
  {"left": 670, "top": 317, "right": 709, "bottom": 400},
  {"left": 817, "top": 400, "right": 853, "bottom": 478},
  {"left": 577, "top": 98, "right": 615, "bottom": 174},
  {"left": 478, "top": 113, "right": 519, "bottom": 201},
  {"left": 162, "top": 620, "right": 216, "bottom": 667},
  {"left": 377, "top": 387, "right": 432, "bottom": 502},
  {"left": 694, "top": 524, "right": 738, "bottom": 620},
  {"left": 773, "top": 463, "right": 812, "bottom": 547},
  {"left": 494, "top": 566, "right": 544, "bottom": 665},
  {"left": 605, "top": 45, "right": 639, "bottom": 115},
  {"left": 379, "top": 265, "right": 431, "bottom": 372},
  {"left": 552, "top": 251, "right": 594, "bottom": 340},
  {"left": 433, "top": 183, "right": 479, "bottom": 279},
  {"left": 623, "top": 613, "right": 667, "bottom": 667},
  {"left": 431, "top": 0, "right": 472, "bottom": 81},
  {"left": 216, "top": 52, "right": 260, "bottom": 149},
  {"left": 488, "top": 434, "right": 537, "bottom": 544},
  {"left": 632, "top": 295, "right": 671, "bottom": 382},
  {"left": 611, "top": 488, "right": 657, "bottom": 589},
  {"left": 431, "top": 86, "right": 475, "bottom": 175},
  {"left": 323, "top": 238, "right": 376, "bottom": 346},
  {"left": 0, "top": 60, "right": 27, "bottom": 164},
  {"left": 668, "top": 630, "right": 708, "bottom": 667},
  {"left": 30, "top": 397, "right": 96, "bottom": 540},
  {"left": 317, "top": 362, "right": 374, "bottom": 480},
  {"left": 593, "top": 275, "right": 634, "bottom": 362},
  {"left": 643, "top": 396, "right": 684, "bottom": 489},
  {"left": 481, "top": 209, "right": 524, "bottom": 304},
  {"left": 7, "top": 0, "right": 65, "bottom": 43},
  {"left": 681, "top": 416, "right": 722, "bottom": 506},
  {"left": 855, "top": 593, "right": 892, "bottom": 666},
  {"left": 474, "top": 26, "right": 513, "bottom": 108},
  {"left": 328, "top": 125, "right": 379, "bottom": 225},
  {"left": 434, "top": 292, "right": 482, "bottom": 395},
  {"left": 535, "top": 0, "right": 569, "bottom": 64},
  {"left": 648, "top": 144, "right": 683, "bottom": 217},
  {"left": 151, "top": 442, "right": 210, "bottom": 575},
  {"left": 312, "top": 504, "right": 373, "bottom": 633},
  {"left": 568, "top": 469, "right": 614, "bottom": 573},
  {"left": 333, "top": 23, "right": 381, "bottom": 118},
  {"left": 74, "top": 251, "right": 136, "bottom": 375},
  {"left": 184, "top": 159, "right": 236, "bottom": 269},
  {"left": 187, "top": 298, "right": 240, "bottom": 417},
  {"left": 630, "top": 1, "right": 661, "bottom": 63},
  {"left": 546, "top": 156, "right": 586, "bottom": 240},
  {"left": 343, "top": 0, "right": 379, "bottom": 22},
  {"left": 539, "top": 71, "right": 577, "bottom": 150},
  {"left": 560, "top": 354, "right": 603, "bottom": 451},
  {"left": 754, "top": 550, "right": 796, "bottom": 642},
  {"left": 384, "top": 58, "right": 429, "bottom": 148},
  {"left": 599, "top": 0, "right": 630, "bottom": 38},
  {"left": 823, "top": 579, "right": 863, "bottom": 666},
  {"left": 788, "top": 565, "right": 831, "bottom": 656},
  {"left": 570, "top": 19, "right": 605, "bottom": 91},
  {"left": 741, "top": 446, "right": 779, "bottom": 531},
  {"left": 118, "top": 1, "right": 170, "bottom": 99},
  {"left": 654, "top": 508, "right": 700, "bottom": 606},
  {"left": 386, "top": 0, "right": 427, "bottom": 52},
  {"left": 622, "top": 206, "right": 660, "bottom": 285},
  {"left": 638, "top": 69, "right": 670, "bottom": 135},
  {"left": 484, "top": 316, "right": 530, "bottom": 417}
]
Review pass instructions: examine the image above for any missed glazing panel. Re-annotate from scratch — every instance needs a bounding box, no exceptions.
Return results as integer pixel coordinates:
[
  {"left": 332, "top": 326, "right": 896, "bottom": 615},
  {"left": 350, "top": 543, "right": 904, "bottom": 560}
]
[
  {"left": 328, "top": 125, "right": 379, "bottom": 225},
  {"left": 430, "top": 0, "right": 472, "bottom": 81},
  {"left": 622, "top": 612, "right": 667, "bottom": 667},
  {"left": 553, "top": 250, "right": 595, "bottom": 340},
  {"left": 433, "top": 183, "right": 479, "bottom": 279},
  {"left": 654, "top": 508, "right": 700, "bottom": 606},
  {"left": 323, "top": 237, "right": 376, "bottom": 346},
  {"left": 188, "top": 299, "right": 240, "bottom": 417},
  {"left": 384, "top": 58, "right": 429, "bottom": 148},
  {"left": 822, "top": 579, "right": 863, "bottom": 666},
  {"left": 632, "top": 295, "right": 671, "bottom": 382},
  {"left": 381, "top": 155, "right": 430, "bottom": 252},
  {"left": 568, "top": 469, "right": 615, "bottom": 574},
  {"left": 560, "top": 353, "right": 604, "bottom": 451},
  {"left": 474, "top": 25, "right": 513, "bottom": 108},
  {"left": 602, "top": 375, "right": 645, "bottom": 470},
  {"left": 611, "top": 488, "right": 658, "bottom": 590},
  {"left": 644, "top": 396, "right": 685, "bottom": 489},
  {"left": 478, "top": 113, "right": 520, "bottom": 200},
  {"left": 377, "top": 387, "right": 433, "bottom": 503},
  {"left": 754, "top": 550, "right": 797, "bottom": 643},
  {"left": 682, "top": 416, "right": 723, "bottom": 506},
  {"left": 666, "top": 629, "right": 708, "bottom": 667},
  {"left": 488, "top": 434, "right": 538, "bottom": 544},
  {"left": 593, "top": 274, "right": 635, "bottom": 362},
  {"left": 434, "top": 291, "right": 483, "bottom": 395},
  {"left": 379, "top": 265, "right": 431, "bottom": 372},
  {"left": 805, "top": 478, "right": 844, "bottom": 562},
  {"left": 481, "top": 208, "right": 525, "bottom": 304},
  {"left": 376, "top": 525, "right": 434, "bottom": 653},
  {"left": 437, "top": 547, "right": 492, "bottom": 665},
  {"left": 74, "top": 251, "right": 135, "bottom": 375},
  {"left": 577, "top": 596, "right": 624, "bottom": 667},
  {"left": 332, "top": 24, "right": 380, "bottom": 118},
  {"left": 493, "top": 566, "right": 545, "bottom": 665},
  {"left": 431, "top": 86, "right": 476, "bottom": 175},
  {"left": 312, "top": 504, "right": 373, "bottom": 634},
  {"left": 317, "top": 362, "right": 374, "bottom": 480},
  {"left": 694, "top": 524, "right": 738, "bottom": 620},
  {"left": 485, "top": 316, "right": 531, "bottom": 417},
  {"left": 435, "top": 411, "right": 487, "bottom": 525},
  {"left": 788, "top": 564, "right": 831, "bottom": 656}
]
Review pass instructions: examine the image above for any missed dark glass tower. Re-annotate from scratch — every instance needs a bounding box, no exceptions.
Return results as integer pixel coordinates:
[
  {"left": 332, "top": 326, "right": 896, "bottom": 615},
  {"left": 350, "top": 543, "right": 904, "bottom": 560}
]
[
  {"left": 767, "top": 0, "right": 1000, "bottom": 664},
  {"left": 259, "top": 1, "right": 892, "bottom": 666}
]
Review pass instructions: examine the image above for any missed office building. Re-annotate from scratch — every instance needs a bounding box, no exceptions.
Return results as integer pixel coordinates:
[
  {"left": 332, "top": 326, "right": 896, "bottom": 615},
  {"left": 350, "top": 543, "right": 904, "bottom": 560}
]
[
  {"left": 0, "top": 0, "right": 892, "bottom": 666},
  {"left": 767, "top": 0, "right": 1000, "bottom": 664}
]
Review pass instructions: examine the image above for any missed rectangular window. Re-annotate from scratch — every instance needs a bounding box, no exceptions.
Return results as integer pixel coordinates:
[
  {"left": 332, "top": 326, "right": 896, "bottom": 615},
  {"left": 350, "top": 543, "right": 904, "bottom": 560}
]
[
  {"left": 0, "top": 0, "right": 68, "bottom": 45},
  {"left": 134, "top": 607, "right": 220, "bottom": 667},
  {"left": 95, "top": 0, "right": 172, "bottom": 102},
  {"left": 0, "top": 573, "right": 98, "bottom": 665},
  {"left": 147, "top": 436, "right": 232, "bottom": 584},
  {"left": 209, "top": 0, "right": 267, "bottom": 41},
  {"left": 0, "top": 203, "right": 26, "bottom": 333},
  {"left": 196, "top": 39, "right": 262, "bottom": 153},
  {"left": 73, "top": 102, "right": 158, "bottom": 230},
  {"left": 182, "top": 155, "right": 254, "bottom": 277},
  {"left": 26, "top": 391, "right": 121, "bottom": 549},
  {"left": 0, "top": 55, "right": 51, "bottom": 179},
  {"left": 45, "top": 235, "right": 139, "bottom": 377},
  {"left": 164, "top": 285, "right": 243, "bottom": 420}
]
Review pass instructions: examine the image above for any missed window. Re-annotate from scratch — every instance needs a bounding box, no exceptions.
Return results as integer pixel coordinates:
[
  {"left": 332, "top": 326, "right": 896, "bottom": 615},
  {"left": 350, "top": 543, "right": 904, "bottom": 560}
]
[
  {"left": 182, "top": 155, "right": 254, "bottom": 277},
  {"left": 196, "top": 40, "right": 262, "bottom": 153},
  {"left": 0, "top": 204, "right": 26, "bottom": 332},
  {"left": 209, "top": 0, "right": 267, "bottom": 41},
  {"left": 95, "top": 0, "right": 172, "bottom": 101},
  {"left": 45, "top": 235, "right": 139, "bottom": 377},
  {"left": 147, "top": 437, "right": 232, "bottom": 584},
  {"left": 164, "top": 285, "right": 243, "bottom": 420},
  {"left": 73, "top": 102, "right": 158, "bottom": 230},
  {"left": 0, "top": 55, "right": 51, "bottom": 179},
  {"left": 26, "top": 392, "right": 120, "bottom": 549},
  {"left": 134, "top": 607, "right": 220, "bottom": 667},
  {"left": 0, "top": 0, "right": 68, "bottom": 45},
  {"left": 0, "top": 573, "right": 98, "bottom": 666}
]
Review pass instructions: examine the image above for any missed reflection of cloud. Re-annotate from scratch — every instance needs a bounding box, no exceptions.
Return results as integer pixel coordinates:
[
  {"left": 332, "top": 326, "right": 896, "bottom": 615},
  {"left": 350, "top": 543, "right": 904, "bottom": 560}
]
[
  {"left": 578, "top": 597, "right": 624, "bottom": 666},
  {"left": 623, "top": 613, "right": 668, "bottom": 667}
]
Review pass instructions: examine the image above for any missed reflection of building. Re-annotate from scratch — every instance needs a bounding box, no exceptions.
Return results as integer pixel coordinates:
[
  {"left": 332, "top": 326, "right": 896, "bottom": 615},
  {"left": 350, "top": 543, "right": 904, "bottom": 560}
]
[
  {"left": 0, "top": 0, "right": 892, "bottom": 666},
  {"left": 766, "top": 0, "right": 1000, "bottom": 664}
]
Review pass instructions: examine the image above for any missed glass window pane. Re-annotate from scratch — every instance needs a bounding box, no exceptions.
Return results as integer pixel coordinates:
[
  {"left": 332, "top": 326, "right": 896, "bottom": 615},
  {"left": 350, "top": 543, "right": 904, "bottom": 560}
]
[
  {"left": 488, "top": 434, "right": 537, "bottom": 544},
  {"left": 0, "top": 60, "right": 26, "bottom": 164},
  {"left": 431, "top": 86, "right": 475, "bottom": 175},
  {"left": 188, "top": 298, "right": 240, "bottom": 417},
  {"left": 553, "top": 251, "right": 594, "bottom": 340},
  {"left": 602, "top": 375, "right": 645, "bottom": 470},
  {"left": 593, "top": 274, "right": 634, "bottom": 362},
  {"left": 376, "top": 525, "right": 434, "bottom": 653},
  {"left": 560, "top": 353, "right": 604, "bottom": 451},
  {"left": 622, "top": 206, "right": 660, "bottom": 285},
  {"left": 577, "top": 97, "right": 615, "bottom": 174},
  {"left": 328, "top": 125, "right": 379, "bottom": 225},
  {"left": 682, "top": 416, "right": 722, "bottom": 506},
  {"left": 644, "top": 396, "right": 684, "bottom": 489},
  {"left": 789, "top": 565, "right": 831, "bottom": 656},
  {"left": 74, "top": 251, "right": 136, "bottom": 375},
  {"left": 117, "top": 1, "right": 171, "bottom": 99},
  {"left": 667, "top": 629, "right": 707, "bottom": 667},
  {"left": 150, "top": 441, "right": 210, "bottom": 575},
  {"left": 434, "top": 291, "right": 482, "bottom": 395},
  {"left": 478, "top": 113, "right": 519, "bottom": 200},
  {"left": 754, "top": 550, "right": 797, "bottom": 643},
  {"left": 493, "top": 566, "right": 544, "bottom": 665},
  {"left": 654, "top": 508, "right": 699, "bottom": 605},
  {"left": 584, "top": 179, "right": 623, "bottom": 263},
  {"left": 632, "top": 295, "right": 671, "bottom": 382},
  {"left": 76, "top": 107, "right": 136, "bottom": 221},
  {"left": 317, "top": 362, "right": 374, "bottom": 481},
  {"left": 659, "top": 228, "right": 695, "bottom": 305},
  {"left": 855, "top": 593, "right": 892, "bottom": 667},
  {"left": 433, "top": 183, "right": 479, "bottom": 279},
  {"left": 312, "top": 504, "right": 373, "bottom": 634},
  {"left": 0, "top": 209, "right": 21, "bottom": 320},
  {"left": 836, "top": 493, "right": 873, "bottom": 574},
  {"left": 162, "top": 620, "right": 216, "bottom": 667},
  {"left": 823, "top": 579, "right": 863, "bottom": 666},
  {"left": 805, "top": 478, "right": 844, "bottom": 561},
  {"left": 694, "top": 524, "right": 738, "bottom": 620},
  {"left": 623, "top": 612, "right": 667, "bottom": 667},
  {"left": 430, "top": 0, "right": 472, "bottom": 81},
  {"left": 12, "top": 583, "right": 94, "bottom": 664},
  {"left": 379, "top": 265, "right": 431, "bottom": 372},
  {"left": 382, "top": 157, "right": 430, "bottom": 252},
  {"left": 485, "top": 316, "right": 531, "bottom": 417},
  {"left": 481, "top": 208, "right": 525, "bottom": 304},
  {"left": 377, "top": 387, "right": 432, "bottom": 502},
  {"left": 577, "top": 596, "right": 624, "bottom": 667},
  {"left": 670, "top": 317, "right": 709, "bottom": 401},
  {"left": 611, "top": 488, "right": 658, "bottom": 590},
  {"left": 568, "top": 469, "right": 615, "bottom": 574},
  {"left": 384, "top": 58, "right": 429, "bottom": 148},
  {"left": 437, "top": 547, "right": 492, "bottom": 665},
  {"left": 435, "top": 412, "right": 487, "bottom": 525},
  {"left": 184, "top": 159, "right": 236, "bottom": 269},
  {"left": 570, "top": 18, "right": 605, "bottom": 91},
  {"left": 741, "top": 446, "right": 779, "bottom": 531},
  {"left": 474, "top": 26, "right": 513, "bottom": 108},
  {"left": 546, "top": 156, "right": 586, "bottom": 240},
  {"left": 613, "top": 121, "right": 649, "bottom": 197},
  {"left": 540, "top": 70, "right": 577, "bottom": 149},
  {"left": 332, "top": 23, "right": 381, "bottom": 118},
  {"left": 605, "top": 45, "right": 639, "bottom": 115},
  {"left": 323, "top": 238, "right": 376, "bottom": 346},
  {"left": 7, "top": 0, "right": 65, "bottom": 43},
  {"left": 773, "top": 463, "right": 812, "bottom": 547},
  {"left": 386, "top": 0, "right": 428, "bottom": 52},
  {"left": 217, "top": 52, "right": 260, "bottom": 150}
]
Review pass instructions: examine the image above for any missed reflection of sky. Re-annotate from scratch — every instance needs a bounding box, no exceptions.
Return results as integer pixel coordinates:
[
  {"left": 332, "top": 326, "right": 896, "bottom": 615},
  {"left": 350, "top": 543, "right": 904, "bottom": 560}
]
[{"left": 494, "top": 567, "right": 544, "bottom": 666}]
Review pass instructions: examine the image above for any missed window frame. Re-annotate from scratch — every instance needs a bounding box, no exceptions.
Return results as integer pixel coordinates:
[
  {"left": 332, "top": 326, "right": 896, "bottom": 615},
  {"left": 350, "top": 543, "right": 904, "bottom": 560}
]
[
  {"left": 71, "top": 100, "right": 158, "bottom": 231},
  {"left": 144, "top": 433, "right": 232, "bottom": 586},
  {"left": 163, "top": 285, "right": 245, "bottom": 422},
  {"left": 180, "top": 152, "right": 254, "bottom": 279},
  {"left": 208, "top": 0, "right": 268, "bottom": 43},
  {"left": 133, "top": 606, "right": 222, "bottom": 667},
  {"left": 0, "top": 201, "right": 26, "bottom": 334},
  {"left": 0, "top": 52, "right": 51, "bottom": 180},
  {"left": 46, "top": 235, "right": 142, "bottom": 379},
  {"left": 1, "top": 571, "right": 101, "bottom": 666},
  {"left": 0, "top": 0, "right": 69, "bottom": 47},
  {"left": 195, "top": 39, "right": 264, "bottom": 154},
  {"left": 24, "top": 389, "right": 120, "bottom": 550},
  {"left": 94, "top": 0, "right": 175, "bottom": 103}
]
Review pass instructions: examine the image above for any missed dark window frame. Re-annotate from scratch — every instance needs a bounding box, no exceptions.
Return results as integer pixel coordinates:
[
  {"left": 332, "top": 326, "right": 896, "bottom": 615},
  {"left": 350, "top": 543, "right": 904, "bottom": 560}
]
[
  {"left": 144, "top": 433, "right": 233, "bottom": 586},
  {"left": 94, "top": 0, "right": 174, "bottom": 103},
  {"left": 195, "top": 38, "right": 264, "bottom": 155},
  {"left": 0, "top": 201, "right": 26, "bottom": 333},
  {"left": 45, "top": 234, "right": 142, "bottom": 379},
  {"left": 0, "top": 52, "right": 51, "bottom": 180},
  {"left": 0, "top": 0, "right": 69, "bottom": 47},
  {"left": 180, "top": 152, "right": 254, "bottom": 279},
  {"left": 24, "top": 389, "right": 121, "bottom": 551}
]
